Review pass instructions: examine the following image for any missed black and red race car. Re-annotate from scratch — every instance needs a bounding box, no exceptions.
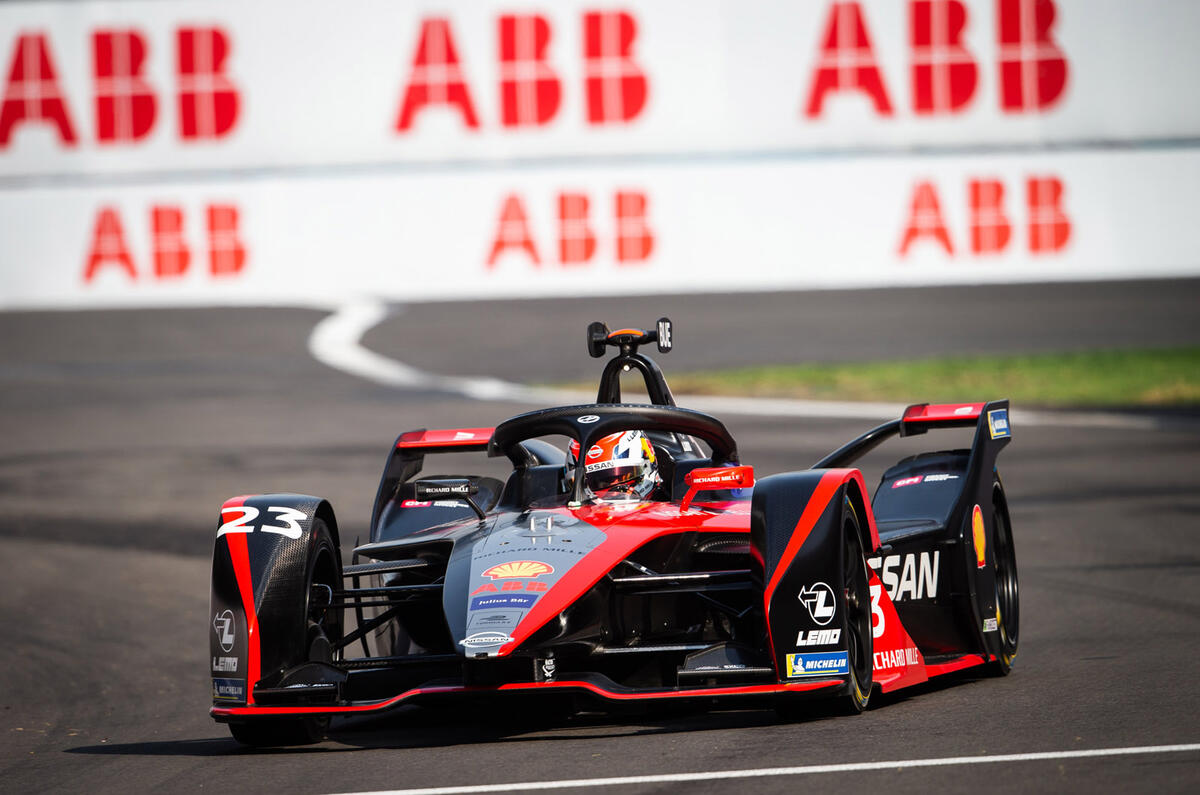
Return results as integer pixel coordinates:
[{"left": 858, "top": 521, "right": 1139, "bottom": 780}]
[{"left": 209, "top": 319, "right": 1018, "bottom": 746}]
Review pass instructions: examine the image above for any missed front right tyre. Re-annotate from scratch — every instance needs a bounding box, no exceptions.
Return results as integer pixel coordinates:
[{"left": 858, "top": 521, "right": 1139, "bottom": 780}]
[
  {"left": 775, "top": 496, "right": 872, "bottom": 720},
  {"left": 840, "top": 498, "right": 873, "bottom": 713}
]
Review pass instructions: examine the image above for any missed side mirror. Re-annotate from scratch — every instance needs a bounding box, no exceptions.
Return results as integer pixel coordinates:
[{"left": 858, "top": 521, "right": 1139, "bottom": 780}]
[
  {"left": 411, "top": 478, "right": 485, "bottom": 519},
  {"left": 681, "top": 466, "right": 754, "bottom": 511}
]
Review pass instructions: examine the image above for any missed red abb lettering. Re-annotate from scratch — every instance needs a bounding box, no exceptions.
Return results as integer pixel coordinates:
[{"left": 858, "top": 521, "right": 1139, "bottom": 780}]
[
  {"left": 802, "top": 0, "right": 1069, "bottom": 119},
  {"left": 583, "top": 11, "right": 647, "bottom": 124},
  {"left": 207, "top": 204, "right": 246, "bottom": 275},
  {"left": 898, "top": 181, "right": 953, "bottom": 255},
  {"left": 499, "top": 15, "right": 561, "bottom": 128},
  {"left": 615, "top": 191, "right": 653, "bottom": 263},
  {"left": 392, "top": 11, "right": 648, "bottom": 133},
  {"left": 82, "top": 203, "right": 245, "bottom": 283},
  {"left": 1026, "top": 176, "right": 1070, "bottom": 253},
  {"left": 0, "top": 33, "right": 77, "bottom": 146},
  {"left": 152, "top": 205, "right": 190, "bottom": 277},
  {"left": 559, "top": 193, "right": 596, "bottom": 265},
  {"left": 910, "top": 1, "right": 977, "bottom": 114},
  {"left": 969, "top": 179, "right": 1011, "bottom": 254},
  {"left": 899, "top": 175, "right": 1070, "bottom": 258},
  {"left": 487, "top": 194, "right": 540, "bottom": 267},
  {"left": 805, "top": 2, "right": 893, "bottom": 118},
  {"left": 997, "top": 0, "right": 1067, "bottom": 112},
  {"left": 84, "top": 206, "right": 137, "bottom": 281},
  {"left": 94, "top": 30, "right": 156, "bottom": 143},
  {"left": 487, "top": 190, "right": 654, "bottom": 268},
  {"left": 396, "top": 18, "right": 480, "bottom": 131},
  {"left": 177, "top": 27, "right": 239, "bottom": 140},
  {"left": 472, "top": 580, "right": 549, "bottom": 596}
]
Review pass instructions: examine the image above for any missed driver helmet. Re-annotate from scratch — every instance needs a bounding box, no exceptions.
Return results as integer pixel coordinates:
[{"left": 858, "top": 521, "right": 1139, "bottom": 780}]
[{"left": 568, "top": 431, "right": 661, "bottom": 501}]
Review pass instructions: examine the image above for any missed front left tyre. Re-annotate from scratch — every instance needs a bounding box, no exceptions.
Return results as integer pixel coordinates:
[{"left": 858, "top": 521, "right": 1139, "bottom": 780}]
[{"left": 228, "top": 517, "right": 342, "bottom": 747}]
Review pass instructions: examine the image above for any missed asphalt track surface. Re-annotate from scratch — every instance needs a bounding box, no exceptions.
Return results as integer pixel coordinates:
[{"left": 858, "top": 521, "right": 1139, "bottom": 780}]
[{"left": 2, "top": 279, "right": 1199, "bottom": 793}]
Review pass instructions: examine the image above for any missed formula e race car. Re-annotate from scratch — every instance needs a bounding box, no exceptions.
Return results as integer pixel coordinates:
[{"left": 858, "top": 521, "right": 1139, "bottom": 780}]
[{"left": 209, "top": 319, "right": 1018, "bottom": 746}]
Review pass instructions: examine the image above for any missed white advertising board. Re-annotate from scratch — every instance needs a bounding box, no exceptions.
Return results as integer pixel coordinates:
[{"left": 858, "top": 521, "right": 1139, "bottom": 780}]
[
  {"left": 0, "top": 0, "right": 1197, "bottom": 309},
  {"left": 0, "top": 0, "right": 1197, "bottom": 177},
  {"left": 2, "top": 148, "right": 1196, "bottom": 309}
]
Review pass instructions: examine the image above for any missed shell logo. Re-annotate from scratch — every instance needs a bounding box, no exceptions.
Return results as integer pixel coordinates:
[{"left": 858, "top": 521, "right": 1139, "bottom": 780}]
[
  {"left": 482, "top": 560, "right": 554, "bottom": 579},
  {"left": 972, "top": 504, "right": 987, "bottom": 569}
]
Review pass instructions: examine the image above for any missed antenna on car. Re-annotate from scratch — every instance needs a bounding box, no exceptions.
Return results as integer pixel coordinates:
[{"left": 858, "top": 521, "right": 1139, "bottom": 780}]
[{"left": 587, "top": 318, "right": 675, "bottom": 405}]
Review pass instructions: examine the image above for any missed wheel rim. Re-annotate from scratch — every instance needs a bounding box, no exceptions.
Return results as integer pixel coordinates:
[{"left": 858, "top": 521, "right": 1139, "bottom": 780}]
[{"left": 306, "top": 542, "right": 342, "bottom": 663}]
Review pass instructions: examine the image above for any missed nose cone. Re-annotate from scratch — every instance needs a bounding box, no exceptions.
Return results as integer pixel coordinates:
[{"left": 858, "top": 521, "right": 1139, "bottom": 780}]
[{"left": 445, "top": 509, "right": 607, "bottom": 657}]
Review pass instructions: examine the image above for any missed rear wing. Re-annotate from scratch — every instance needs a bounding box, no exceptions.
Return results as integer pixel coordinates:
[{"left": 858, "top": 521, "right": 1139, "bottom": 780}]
[
  {"left": 814, "top": 400, "right": 1011, "bottom": 470},
  {"left": 395, "top": 428, "right": 493, "bottom": 452},
  {"left": 368, "top": 427, "right": 494, "bottom": 534}
]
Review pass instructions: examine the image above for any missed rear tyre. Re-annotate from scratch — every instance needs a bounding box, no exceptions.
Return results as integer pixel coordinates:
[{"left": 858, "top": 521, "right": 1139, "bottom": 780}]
[
  {"left": 227, "top": 518, "right": 341, "bottom": 747},
  {"left": 841, "top": 499, "right": 873, "bottom": 713},
  {"left": 987, "top": 488, "right": 1019, "bottom": 676}
]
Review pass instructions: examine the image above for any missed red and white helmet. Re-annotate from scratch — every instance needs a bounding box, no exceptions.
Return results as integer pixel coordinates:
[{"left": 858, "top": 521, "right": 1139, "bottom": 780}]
[{"left": 568, "top": 431, "right": 660, "bottom": 501}]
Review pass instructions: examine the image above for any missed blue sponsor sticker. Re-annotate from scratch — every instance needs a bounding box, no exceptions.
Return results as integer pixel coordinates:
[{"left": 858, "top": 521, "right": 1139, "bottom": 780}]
[
  {"left": 785, "top": 651, "right": 850, "bottom": 678},
  {"left": 470, "top": 593, "right": 537, "bottom": 611},
  {"left": 987, "top": 408, "right": 1011, "bottom": 439},
  {"left": 212, "top": 677, "right": 245, "bottom": 701}
]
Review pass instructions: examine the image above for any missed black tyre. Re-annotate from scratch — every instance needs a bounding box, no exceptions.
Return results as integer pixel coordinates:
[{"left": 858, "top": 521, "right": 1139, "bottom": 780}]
[
  {"left": 774, "top": 497, "right": 872, "bottom": 721},
  {"left": 841, "top": 499, "right": 873, "bottom": 713},
  {"left": 304, "top": 519, "right": 343, "bottom": 665},
  {"left": 228, "top": 518, "right": 341, "bottom": 747},
  {"left": 987, "top": 488, "right": 1019, "bottom": 675}
]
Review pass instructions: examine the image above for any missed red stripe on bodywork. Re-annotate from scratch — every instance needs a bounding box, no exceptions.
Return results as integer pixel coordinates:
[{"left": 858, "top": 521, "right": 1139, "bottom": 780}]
[
  {"left": 211, "top": 677, "right": 843, "bottom": 718},
  {"left": 763, "top": 470, "right": 844, "bottom": 605},
  {"left": 500, "top": 502, "right": 750, "bottom": 656},
  {"left": 221, "top": 497, "right": 260, "bottom": 706},
  {"left": 759, "top": 469, "right": 882, "bottom": 669},
  {"left": 924, "top": 653, "right": 987, "bottom": 678},
  {"left": 867, "top": 569, "right": 928, "bottom": 693}
]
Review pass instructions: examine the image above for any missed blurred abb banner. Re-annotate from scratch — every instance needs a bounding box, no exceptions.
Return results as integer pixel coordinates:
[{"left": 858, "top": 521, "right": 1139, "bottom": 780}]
[
  {"left": 7, "top": 150, "right": 1199, "bottom": 307},
  {"left": 3, "top": 0, "right": 1197, "bottom": 169},
  {"left": 1, "top": 0, "right": 1199, "bottom": 307}
]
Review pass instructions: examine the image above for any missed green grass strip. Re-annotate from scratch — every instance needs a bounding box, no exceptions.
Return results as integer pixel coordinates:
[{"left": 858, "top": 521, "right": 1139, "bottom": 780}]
[{"left": 588, "top": 348, "right": 1200, "bottom": 408}]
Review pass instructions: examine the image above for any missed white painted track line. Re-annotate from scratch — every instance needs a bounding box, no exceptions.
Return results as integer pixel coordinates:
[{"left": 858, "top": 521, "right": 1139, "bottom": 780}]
[
  {"left": 329, "top": 743, "right": 1200, "bottom": 795},
  {"left": 308, "top": 300, "right": 1160, "bottom": 429},
  {"left": 307, "top": 300, "right": 592, "bottom": 404}
]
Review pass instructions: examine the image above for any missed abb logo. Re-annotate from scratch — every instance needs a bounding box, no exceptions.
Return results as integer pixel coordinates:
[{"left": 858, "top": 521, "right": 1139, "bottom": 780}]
[
  {"left": 0, "top": 27, "right": 239, "bottom": 147},
  {"left": 805, "top": 0, "right": 1068, "bottom": 118},
  {"left": 898, "top": 176, "right": 1071, "bottom": 256},
  {"left": 396, "top": 11, "right": 647, "bottom": 132},
  {"left": 83, "top": 204, "right": 246, "bottom": 283},
  {"left": 486, "top": 190, "right": 653, "bottom": 268}
]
